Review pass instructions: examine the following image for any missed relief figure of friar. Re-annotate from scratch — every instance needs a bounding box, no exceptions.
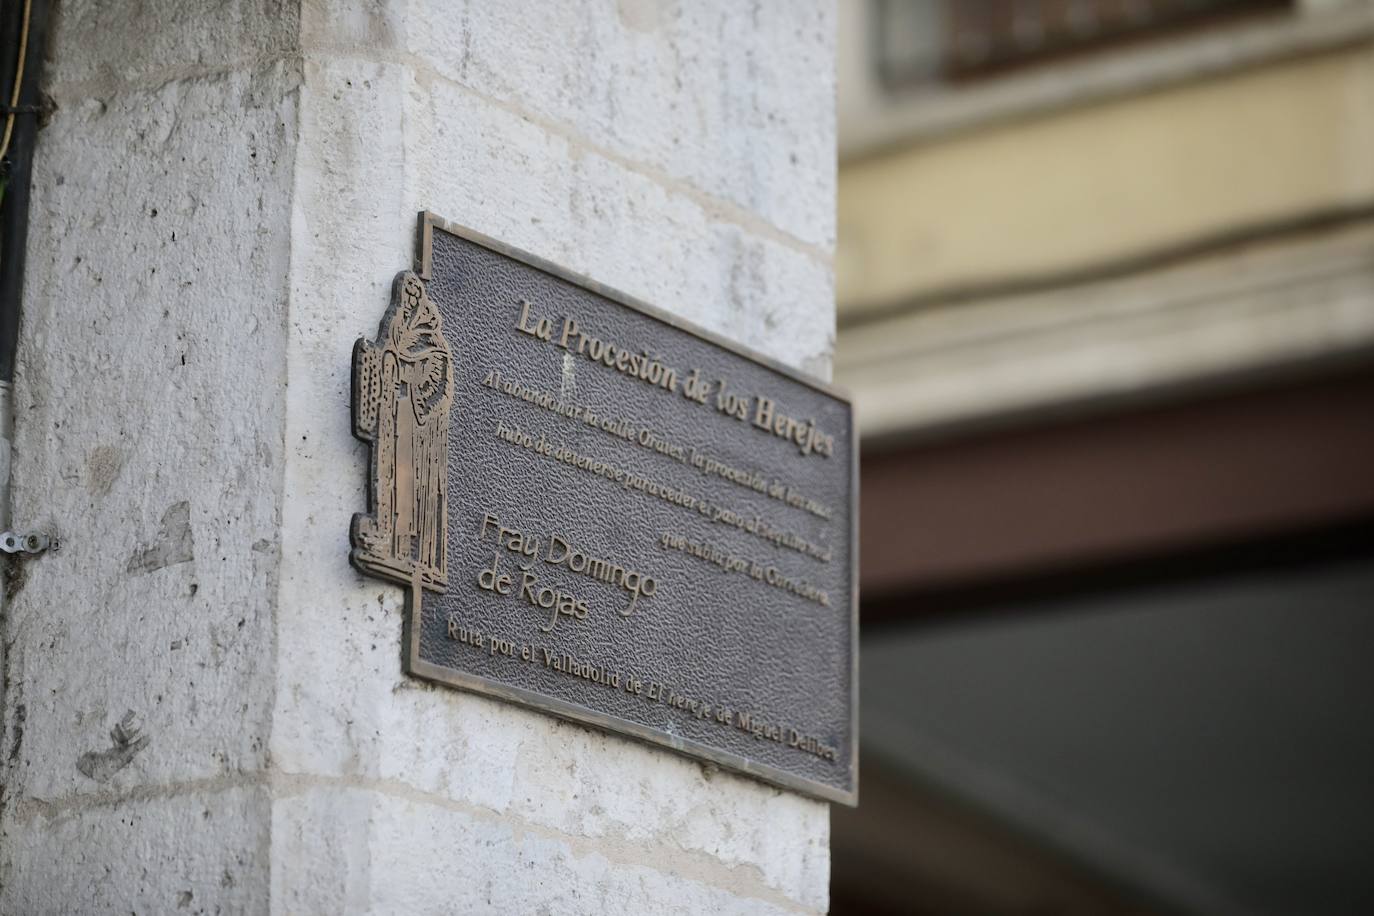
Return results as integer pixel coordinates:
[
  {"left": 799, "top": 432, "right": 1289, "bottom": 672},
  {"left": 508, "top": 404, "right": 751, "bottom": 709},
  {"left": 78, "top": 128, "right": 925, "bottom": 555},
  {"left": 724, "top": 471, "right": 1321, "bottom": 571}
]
[{"left": 351, "top": 271, "right": 453, "bottom": 593}]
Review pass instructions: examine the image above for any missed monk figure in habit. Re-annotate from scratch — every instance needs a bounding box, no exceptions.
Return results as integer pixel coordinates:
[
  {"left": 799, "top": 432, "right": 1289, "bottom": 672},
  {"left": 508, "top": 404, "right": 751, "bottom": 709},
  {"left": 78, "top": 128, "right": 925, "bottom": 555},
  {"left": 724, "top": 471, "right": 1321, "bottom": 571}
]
[{"left": 352, "top": 271, "right": 453, "bottom": 592}]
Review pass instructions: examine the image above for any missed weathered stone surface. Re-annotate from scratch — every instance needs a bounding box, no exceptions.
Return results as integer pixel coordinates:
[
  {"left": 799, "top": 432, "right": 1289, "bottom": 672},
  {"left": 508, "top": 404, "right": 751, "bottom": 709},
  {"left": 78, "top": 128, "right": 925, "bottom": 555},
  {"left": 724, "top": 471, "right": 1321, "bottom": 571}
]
[
  {"left": 0, "top": 62, "right": 296, "bottom": 814},
  {"left": 274, "top": 784, "right": 814, "bottom": 915},
  {"left": 2, "top": 785, "right": 271, "bottom": 916},
  {"left": 45, "top": 0, "right": 300, "bottom": 91},
  {"left": 302, "top": 0, "right": 837, "bottom": 252}
]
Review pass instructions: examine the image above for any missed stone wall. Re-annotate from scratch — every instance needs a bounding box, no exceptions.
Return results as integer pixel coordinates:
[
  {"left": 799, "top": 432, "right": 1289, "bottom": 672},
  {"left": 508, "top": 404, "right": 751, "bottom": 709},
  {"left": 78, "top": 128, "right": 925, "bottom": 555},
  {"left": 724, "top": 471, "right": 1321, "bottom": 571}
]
[{"left": 0, "top": 2, "right": 836, "bottom": 913}]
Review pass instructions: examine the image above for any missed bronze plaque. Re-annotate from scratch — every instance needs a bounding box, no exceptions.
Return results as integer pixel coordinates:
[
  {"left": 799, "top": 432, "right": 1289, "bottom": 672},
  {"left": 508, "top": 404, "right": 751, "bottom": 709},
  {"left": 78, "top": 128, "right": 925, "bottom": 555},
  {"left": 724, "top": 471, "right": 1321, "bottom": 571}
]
[{"left": 352, "top": 212, "right": 857, "bottom": 803}]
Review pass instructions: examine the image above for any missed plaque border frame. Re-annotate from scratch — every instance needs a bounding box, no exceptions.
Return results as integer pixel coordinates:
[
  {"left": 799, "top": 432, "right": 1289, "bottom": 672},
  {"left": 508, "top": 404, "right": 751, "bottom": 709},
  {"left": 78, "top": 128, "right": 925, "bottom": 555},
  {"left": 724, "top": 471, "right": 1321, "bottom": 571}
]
[{"left": 397, "top": 210, "right": 859, "bottom": 806}]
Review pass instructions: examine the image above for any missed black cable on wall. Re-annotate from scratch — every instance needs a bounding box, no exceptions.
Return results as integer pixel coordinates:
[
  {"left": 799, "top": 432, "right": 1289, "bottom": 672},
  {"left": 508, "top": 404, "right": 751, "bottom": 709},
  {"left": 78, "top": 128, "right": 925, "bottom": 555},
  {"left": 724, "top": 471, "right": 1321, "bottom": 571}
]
[{"left": 0, "top": 0, "right": 50, "bottom": 384}]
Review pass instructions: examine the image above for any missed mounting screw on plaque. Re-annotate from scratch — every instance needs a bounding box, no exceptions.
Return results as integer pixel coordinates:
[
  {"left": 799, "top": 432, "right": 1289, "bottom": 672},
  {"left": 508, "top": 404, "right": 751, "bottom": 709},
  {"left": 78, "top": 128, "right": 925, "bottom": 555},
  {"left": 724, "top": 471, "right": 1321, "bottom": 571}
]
[{"left": 0, "top": 530, "right": 57, "bottom": 556}]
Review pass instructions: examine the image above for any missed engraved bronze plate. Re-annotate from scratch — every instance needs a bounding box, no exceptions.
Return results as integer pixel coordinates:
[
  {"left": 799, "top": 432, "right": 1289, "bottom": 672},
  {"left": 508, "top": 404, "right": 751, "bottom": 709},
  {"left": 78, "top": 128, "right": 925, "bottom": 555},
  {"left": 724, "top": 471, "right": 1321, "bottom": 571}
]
[{"left": 352, "top": 212, "right": 857, "bottom": 804}]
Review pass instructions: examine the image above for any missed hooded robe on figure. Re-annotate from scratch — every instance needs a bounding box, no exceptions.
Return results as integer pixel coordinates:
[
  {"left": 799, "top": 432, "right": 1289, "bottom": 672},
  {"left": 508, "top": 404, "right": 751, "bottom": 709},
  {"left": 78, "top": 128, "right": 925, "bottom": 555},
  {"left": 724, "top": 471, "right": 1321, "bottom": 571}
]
[{"left": 352, "top": 272, "right": 453, "bottom": 592}]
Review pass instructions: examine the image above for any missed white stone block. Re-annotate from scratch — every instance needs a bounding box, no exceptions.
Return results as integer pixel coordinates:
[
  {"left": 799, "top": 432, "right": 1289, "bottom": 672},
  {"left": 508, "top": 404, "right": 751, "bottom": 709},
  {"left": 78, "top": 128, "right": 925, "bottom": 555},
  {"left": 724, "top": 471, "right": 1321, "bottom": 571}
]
[
  {"left": 47, "top": 0, "right": 301, "bottom": 89},
  {"left": 3, "top": 63, "right": 297, "bottom": 806},
  {"left": 273, "top": 784, "right": 815, "bottom": 915},
  {"left": 2, "top": 786, "right": 270, "bottom": 915},
  {"left": 303, "top": 0, "right": 836, "bottom": 251}
]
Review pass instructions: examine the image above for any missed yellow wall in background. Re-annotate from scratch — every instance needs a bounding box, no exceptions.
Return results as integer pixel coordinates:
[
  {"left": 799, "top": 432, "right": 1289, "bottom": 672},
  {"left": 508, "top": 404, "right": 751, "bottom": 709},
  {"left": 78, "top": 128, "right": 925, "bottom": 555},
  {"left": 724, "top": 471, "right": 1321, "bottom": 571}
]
[{"left": 837, "top": 47, "right": 1374, "bottom": 314}]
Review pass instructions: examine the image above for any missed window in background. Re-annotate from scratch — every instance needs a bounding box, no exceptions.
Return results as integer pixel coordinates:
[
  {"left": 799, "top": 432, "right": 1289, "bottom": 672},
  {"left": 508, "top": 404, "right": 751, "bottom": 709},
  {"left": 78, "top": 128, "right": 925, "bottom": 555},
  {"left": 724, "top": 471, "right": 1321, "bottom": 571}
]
[{"left": 873, "top": 0, "right": 1295, "bottom": 91}]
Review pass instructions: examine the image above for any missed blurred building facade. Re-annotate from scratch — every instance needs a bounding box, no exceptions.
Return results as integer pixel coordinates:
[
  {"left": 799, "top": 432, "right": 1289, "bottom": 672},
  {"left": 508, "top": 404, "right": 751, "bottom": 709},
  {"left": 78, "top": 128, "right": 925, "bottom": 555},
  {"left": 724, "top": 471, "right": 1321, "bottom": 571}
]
[{"left": 833, "top": 1, "right": 1374, "bottom": 913}]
